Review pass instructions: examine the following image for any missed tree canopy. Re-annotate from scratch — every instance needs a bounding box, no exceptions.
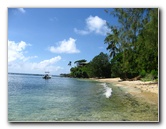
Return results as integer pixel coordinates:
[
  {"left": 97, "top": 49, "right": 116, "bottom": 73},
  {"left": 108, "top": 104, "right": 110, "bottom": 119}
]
[
  {"left": 69, "top": 52, "right": 111, "bottom": 78},
  {"left": 105, "top": 8, "right": 158, "bottom": 80}
]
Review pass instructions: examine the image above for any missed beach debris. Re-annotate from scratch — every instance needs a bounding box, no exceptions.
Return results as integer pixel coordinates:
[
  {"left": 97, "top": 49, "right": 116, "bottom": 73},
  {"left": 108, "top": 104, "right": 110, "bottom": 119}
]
[{"left": 118, "top": 79, "right": 123, "bottom": 82}]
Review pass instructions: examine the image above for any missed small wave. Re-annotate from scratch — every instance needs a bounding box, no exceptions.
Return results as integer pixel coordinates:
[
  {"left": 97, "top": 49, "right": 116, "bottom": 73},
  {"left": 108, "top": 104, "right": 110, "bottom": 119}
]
[{"left": 101, "top": 83, "right": 113, "bottom": 98}]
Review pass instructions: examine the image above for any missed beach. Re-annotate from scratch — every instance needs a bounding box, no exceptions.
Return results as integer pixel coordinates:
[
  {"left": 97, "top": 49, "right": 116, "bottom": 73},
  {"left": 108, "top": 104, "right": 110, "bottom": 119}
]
[{"left": 91, "top": 78, "right": 158, "bottom": 105}]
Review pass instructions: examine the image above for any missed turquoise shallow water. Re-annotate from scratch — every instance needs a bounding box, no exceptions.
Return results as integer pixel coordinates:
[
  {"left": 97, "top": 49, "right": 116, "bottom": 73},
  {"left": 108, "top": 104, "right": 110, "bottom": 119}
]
[{"left": 8, "top": 74, "right": 158, "bottom": 122}]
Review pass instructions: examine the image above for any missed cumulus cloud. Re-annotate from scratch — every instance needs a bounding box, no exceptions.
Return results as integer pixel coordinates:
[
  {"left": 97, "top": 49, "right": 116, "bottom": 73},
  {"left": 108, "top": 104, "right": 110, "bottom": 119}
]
[
  {"left": 8, "top": 55, "right": 62, "bottom": 74},
  {"left": 17, "top": 8, "right": 26, "bottom": 13},
  {"left": 32, "top": 56, "right": 61, "bottom": 70},
  {"left": 8, "top": 62, "right": 63, "bottom": 74},
  {"left": 8, "top": 40, "right": 31, "bottom": 62},
  {"left": 8, "top": 40, "right": 63, "bottom": 74},
  {"left": 49, "top": 38, "right": 80, "bottom": 54},
  {"left": 74, "top": 15, "right": 110, "bottom": 35}
]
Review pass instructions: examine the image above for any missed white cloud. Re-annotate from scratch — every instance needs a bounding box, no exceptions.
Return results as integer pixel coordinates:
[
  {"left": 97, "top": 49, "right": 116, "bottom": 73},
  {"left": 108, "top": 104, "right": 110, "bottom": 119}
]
[
  {"left": 17, "top": 8, "right": 26, "bottom": 13},
  {"left": 74, "top": 16, "right": 110, "bottom": 35},
  {"left": 8, "top": 40, "right": 31, "bottom": 62},
  {"left": 74, "top": 28, "right": 90, "bottom": 35},
  {"left": 32, "top": 56, "right": 61, "bottom": 70},
  {"left": 8, "top": 40, "right": 63, "bottom": 74},
  {"left": 8, "top": 56, "right": 62, "bottom": 74},
  {"left": 49, "top": 38, "right": 80, "bottom": 54},
  {"left": 23, "top": 56, "right": 38, "bottom": 62}
]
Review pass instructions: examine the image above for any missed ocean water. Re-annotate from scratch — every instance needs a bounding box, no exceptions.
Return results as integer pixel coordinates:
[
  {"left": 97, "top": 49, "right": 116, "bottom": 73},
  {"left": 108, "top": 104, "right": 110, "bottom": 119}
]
[{"left": 8, "top": 74, "right": 158, "bottom": 122}]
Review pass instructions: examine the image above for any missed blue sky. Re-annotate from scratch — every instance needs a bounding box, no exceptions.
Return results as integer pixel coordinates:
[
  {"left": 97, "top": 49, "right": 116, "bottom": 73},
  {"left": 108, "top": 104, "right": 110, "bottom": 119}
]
[{"left": 8, "top": 8, "right": 118, "bottom": 75}]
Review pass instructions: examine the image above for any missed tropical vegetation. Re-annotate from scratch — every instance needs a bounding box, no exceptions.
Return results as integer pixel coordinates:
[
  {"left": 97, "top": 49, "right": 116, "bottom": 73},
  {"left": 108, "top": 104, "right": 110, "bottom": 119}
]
[{"left": 62, "top": 8, "right": 158, "bottom": 81}]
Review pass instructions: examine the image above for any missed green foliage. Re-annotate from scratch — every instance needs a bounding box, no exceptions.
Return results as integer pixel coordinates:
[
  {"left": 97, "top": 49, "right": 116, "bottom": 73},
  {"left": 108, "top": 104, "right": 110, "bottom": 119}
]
[
  {"left": 110, "top": 52, "right": 123, "bottom": 77},
  {"left": 140, "top": 69, "right": 158, "bottom": 82},
  {"left": 150, "top": 70, "right": 158, "bottom": 80},
  {"left": 136, "top": 9, "right": 158, "bottom": 74},
  {"left": 70, "top": 52, "right": 111, "bottom": 78},
  {"left": 140, "top": 70, "right": 146, "bottom": 78},
  {"left": 74, "top": 59, "right": 87, "bottom": 67},
  {"left": 88, "top": 52, "right": 111, "bottom": 78},
  {"left": 105, "top": 8, "right": 158, "bottom": 80},
  {"left": 141, "top": 74, "right": 154, "bottom": 82},
  {"left": 104, "top": 27, "right": 120, "bottom": 58},
  {"left": 74, "top": 59, "right": 87, "bottom": 64},
  {"left": 70, "top": 66, "right": 86, "bottom": 78}
]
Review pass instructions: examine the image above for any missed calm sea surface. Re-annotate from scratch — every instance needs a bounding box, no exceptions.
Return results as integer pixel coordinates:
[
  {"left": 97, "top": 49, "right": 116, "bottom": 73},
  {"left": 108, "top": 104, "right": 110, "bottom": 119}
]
[{"left": 8, "top": 74, "right": 158, "bottom": 122}]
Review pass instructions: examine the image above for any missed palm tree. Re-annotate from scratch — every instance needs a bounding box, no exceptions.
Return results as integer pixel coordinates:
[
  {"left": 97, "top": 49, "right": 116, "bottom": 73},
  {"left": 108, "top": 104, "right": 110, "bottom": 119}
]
[
  {"left": 104, "top": 27, "right": 119, "bottom": 58},
  {"left": 68, "top": 61, "right": 72, "bottom": 66}
]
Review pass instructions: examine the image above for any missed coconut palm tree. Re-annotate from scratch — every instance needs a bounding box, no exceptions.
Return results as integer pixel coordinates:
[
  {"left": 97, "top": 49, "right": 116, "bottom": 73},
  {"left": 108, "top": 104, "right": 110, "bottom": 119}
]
[
  {"left": 104, "top": 27, "right": 119, "bottom": 58},
  {"left": 68, "top": 61, "right": 72, "bottom": 66}
]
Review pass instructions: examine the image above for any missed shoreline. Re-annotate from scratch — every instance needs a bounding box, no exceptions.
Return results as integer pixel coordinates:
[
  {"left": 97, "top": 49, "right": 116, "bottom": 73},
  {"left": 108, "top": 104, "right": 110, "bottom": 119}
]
[{"left": 90, "top": 78, "right": 158, "bottom": 105}]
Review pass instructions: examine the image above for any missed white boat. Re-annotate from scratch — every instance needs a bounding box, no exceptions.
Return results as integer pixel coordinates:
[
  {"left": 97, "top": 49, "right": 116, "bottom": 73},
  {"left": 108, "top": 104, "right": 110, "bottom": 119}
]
[{"left": 43, "top": 72, "right": 51, "bottom": 79}]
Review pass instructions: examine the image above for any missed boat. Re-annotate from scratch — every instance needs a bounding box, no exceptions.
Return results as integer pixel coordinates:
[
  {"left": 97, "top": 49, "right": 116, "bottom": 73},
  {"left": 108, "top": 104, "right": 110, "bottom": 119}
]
[{"left": 43, "top": 72, "right": 51, "bottom": 79}]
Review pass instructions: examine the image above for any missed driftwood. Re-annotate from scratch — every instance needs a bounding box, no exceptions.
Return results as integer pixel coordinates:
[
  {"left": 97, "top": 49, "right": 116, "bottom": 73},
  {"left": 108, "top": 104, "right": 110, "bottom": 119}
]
[
  {"left": 125, "top": 76, "right": 141, "bottom": 81},
  {"left": 141, "top": 82, "right": 158, "bottom": 85}
]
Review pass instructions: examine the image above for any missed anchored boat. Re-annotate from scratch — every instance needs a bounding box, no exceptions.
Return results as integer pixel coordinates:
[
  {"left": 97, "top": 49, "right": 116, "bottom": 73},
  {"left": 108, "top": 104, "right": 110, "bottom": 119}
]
[{"left": 43, "top": 72, "right": 51, "bottom": 79}]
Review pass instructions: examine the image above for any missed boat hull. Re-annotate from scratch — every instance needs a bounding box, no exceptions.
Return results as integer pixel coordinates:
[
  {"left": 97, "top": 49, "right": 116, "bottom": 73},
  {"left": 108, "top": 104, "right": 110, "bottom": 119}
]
[{"left": 43, "top": 76, "right": 51, "bottom": 79}]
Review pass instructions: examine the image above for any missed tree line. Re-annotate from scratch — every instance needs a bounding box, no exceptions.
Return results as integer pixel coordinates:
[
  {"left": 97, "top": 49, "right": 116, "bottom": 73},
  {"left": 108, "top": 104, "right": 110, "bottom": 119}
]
[
  {"left": 106, "top": 8, "right": 158, "bottom": 80},
  {"left": 69, "top": 52, "right": 111, "bottom": 78},
  {"left": 63, "top": 8, "right": 158, "bottom": 81}
]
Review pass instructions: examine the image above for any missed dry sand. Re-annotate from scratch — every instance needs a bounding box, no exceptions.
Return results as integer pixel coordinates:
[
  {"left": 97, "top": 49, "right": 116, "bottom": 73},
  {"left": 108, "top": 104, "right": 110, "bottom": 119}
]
[{"left": 91, "top": 78, "right": 159, "bottom": 104}]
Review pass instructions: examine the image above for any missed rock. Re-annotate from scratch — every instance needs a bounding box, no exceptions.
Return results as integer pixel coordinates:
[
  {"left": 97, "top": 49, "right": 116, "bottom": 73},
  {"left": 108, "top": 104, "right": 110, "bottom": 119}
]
[{"left": 118, "top": 79, "right": 123, "bottom": 82}]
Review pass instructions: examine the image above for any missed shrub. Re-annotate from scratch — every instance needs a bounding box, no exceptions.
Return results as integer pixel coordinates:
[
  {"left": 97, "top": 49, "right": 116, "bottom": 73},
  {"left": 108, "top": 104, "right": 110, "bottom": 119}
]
[
  {"left": 150, "top": 70, "right": 158, "bottom": 80},
  {"left": 140, "top": 70, "right": 146, "bottom": 77}
]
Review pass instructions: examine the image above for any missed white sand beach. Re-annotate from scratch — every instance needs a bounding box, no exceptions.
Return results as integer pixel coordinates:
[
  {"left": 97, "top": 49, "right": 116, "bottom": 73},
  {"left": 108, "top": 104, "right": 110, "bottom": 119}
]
[{"left": 91, "top": 78, "right": 158, "bottom": 104}]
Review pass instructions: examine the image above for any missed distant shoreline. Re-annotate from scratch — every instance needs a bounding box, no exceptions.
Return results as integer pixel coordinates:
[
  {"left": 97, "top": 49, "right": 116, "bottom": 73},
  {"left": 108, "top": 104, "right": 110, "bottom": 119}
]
[
  {"left": 90, "top": 77, "right": 158, "bottom": 105},
  {"left": 8, "top": 72, "right": 60, "bottom": 77}
]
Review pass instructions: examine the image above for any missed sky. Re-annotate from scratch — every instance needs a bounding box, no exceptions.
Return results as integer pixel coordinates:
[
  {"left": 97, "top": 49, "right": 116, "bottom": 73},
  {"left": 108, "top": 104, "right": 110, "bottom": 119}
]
[{"left": 8, "top": 8, "right": 118, "bottom": 75}]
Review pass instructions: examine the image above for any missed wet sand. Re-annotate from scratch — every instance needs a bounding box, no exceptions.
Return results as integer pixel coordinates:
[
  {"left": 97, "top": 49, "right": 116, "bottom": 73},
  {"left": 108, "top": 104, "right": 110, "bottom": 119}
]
[{"left": 91, "top": 78, "right": 158, "bottom": 105}]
